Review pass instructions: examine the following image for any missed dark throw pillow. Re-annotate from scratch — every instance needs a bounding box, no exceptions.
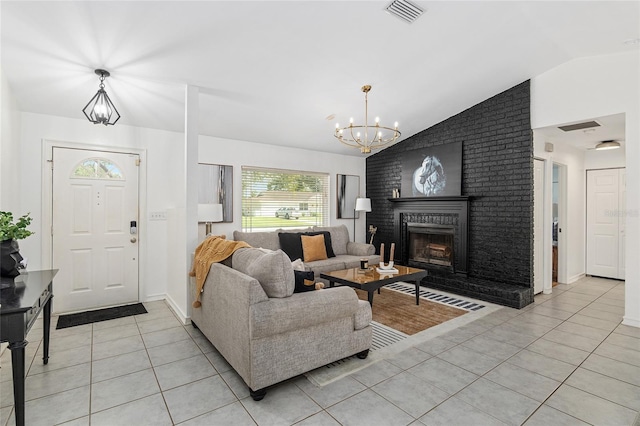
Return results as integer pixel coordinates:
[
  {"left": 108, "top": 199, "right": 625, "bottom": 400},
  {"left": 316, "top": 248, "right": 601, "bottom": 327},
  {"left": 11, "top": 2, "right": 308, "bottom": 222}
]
[
  {"left": 293, "top": 270, "right": 316, "bottom": 293},
  {"left": 278, "top": 232, "right": 304, "bottom": 261}
]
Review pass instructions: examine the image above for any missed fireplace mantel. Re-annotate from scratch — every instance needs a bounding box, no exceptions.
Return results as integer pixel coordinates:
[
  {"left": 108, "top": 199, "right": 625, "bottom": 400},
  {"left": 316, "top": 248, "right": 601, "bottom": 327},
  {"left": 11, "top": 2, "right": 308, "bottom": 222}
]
[
  {"left": 388, "top": 196, "right": 470, "bottom": 203},
  {"left": 391, "top": 196, "right": 469, "bottom": 275}
]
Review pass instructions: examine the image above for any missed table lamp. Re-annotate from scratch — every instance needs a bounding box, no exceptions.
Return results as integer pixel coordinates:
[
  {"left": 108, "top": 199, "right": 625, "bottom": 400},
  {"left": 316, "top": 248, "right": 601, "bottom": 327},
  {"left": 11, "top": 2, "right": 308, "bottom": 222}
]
[{"left": 198, "top": 203, "right": 223, "bottom": 235}]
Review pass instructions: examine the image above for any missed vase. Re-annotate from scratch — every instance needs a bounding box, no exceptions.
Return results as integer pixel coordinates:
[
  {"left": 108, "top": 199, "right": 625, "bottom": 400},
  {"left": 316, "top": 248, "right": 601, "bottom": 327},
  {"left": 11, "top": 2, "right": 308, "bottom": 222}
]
[{"left": 1, "top": 239, "right": 23, "bottom": 278}]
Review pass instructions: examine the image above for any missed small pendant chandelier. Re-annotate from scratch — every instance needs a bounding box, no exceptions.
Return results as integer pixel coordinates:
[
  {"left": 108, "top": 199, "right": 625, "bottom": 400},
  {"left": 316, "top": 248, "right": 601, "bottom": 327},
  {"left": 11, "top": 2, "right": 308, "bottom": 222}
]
[
  {"left": 82, "top": 69, "right": 121, "bottom": 126},
  {"left": 334, "top": 85, "right": 401, "bottom": 154}
]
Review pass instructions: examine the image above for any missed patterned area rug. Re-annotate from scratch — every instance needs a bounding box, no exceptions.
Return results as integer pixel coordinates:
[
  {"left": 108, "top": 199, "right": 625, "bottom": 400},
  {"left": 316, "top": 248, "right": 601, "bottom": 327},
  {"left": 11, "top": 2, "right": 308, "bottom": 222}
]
[
  {"left": 355, "top": 287, "right": 467, "bottom": 335},
  {"left": 305, "top": 284, "right": 494, "bottom": 386}
]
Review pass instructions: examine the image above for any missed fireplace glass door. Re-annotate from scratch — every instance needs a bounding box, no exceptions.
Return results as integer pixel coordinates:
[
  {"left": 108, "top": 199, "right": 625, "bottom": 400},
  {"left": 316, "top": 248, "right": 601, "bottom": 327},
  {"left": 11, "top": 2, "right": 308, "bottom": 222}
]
[{"left": 408, "top": 225, "right": 454, "bottom": 267}]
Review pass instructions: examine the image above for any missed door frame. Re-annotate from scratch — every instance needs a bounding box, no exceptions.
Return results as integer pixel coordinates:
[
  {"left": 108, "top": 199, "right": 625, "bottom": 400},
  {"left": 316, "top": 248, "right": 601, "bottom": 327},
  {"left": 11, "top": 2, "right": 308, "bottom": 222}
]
[
  {"left": 554, "top": 162, "right": 568, "bottom": 285},
  {"left": 533, "top": 157, "right": 546, "bottom": 294},
  {"left": 41, "top": 139, "right": 148, "bottom": 304}
]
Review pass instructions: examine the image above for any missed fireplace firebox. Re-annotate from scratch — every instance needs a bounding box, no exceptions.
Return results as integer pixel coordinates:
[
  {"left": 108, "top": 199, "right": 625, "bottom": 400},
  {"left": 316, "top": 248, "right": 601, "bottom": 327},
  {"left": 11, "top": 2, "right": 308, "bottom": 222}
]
[
  {"left": 391, "top": 196, "right": 469, "bottom": 275},
  {"left": 408, "top": 223, "right": 455, "bottom": 268}
]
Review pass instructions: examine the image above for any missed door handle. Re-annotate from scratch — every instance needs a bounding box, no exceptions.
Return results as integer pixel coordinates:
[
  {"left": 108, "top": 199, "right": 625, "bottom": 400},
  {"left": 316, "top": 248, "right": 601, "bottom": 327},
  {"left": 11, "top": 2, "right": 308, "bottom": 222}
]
[{"left": 130, "top": 237, "right": 137, "bottom": 243}]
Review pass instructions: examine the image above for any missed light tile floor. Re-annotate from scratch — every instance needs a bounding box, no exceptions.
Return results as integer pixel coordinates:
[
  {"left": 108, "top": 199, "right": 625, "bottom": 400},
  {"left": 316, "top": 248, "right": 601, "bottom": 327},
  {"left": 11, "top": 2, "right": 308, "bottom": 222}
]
[{"left": 1, "top": 276, "right": 639, "bottom": 425}]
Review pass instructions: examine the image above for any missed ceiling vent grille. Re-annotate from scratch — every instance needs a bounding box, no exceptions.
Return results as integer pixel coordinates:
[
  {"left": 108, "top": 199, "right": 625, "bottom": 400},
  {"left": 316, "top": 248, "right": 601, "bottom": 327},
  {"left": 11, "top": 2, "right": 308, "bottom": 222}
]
[
  {"left": 558, "top": 121, "right": 601, "bottom": 132},
  {"left": 385, "top": 0, "right": 424, "bottom": 24}
]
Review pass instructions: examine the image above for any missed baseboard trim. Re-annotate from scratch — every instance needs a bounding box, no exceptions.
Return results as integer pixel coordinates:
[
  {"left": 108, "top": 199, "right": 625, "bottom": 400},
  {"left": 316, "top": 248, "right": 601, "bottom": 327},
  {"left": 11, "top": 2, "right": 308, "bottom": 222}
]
[
  {"left": 567, "top": 273, "right": 585, "bottom": 284},
  {"left": 622, "top": 316, "right": 640, "bottom": 328},
  {"left": 162, "top": 294, "right": 189, "bottom": 325},
  {"left": 144, "top": 293, "right": 167, "bottom": 302}
]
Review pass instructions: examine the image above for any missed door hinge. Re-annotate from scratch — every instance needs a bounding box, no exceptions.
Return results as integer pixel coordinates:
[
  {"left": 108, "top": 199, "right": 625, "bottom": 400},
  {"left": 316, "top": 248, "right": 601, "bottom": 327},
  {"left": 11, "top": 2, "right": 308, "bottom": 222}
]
[
  {"left": 135, "top": 158, "right": 141, "bottom": 166},
  {"left": 47, "top": 159, "right": 53, "bottom": 170}
]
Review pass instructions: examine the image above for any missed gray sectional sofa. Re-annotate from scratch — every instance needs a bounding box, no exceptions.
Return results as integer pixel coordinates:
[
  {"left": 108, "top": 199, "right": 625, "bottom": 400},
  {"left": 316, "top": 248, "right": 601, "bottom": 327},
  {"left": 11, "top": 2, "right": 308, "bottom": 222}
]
[
  {"left": 189, "top": 245, "right": 372, "bottom": 401},
  {"left": 233, "top": 224, "right": 380, "bottom": 280}
]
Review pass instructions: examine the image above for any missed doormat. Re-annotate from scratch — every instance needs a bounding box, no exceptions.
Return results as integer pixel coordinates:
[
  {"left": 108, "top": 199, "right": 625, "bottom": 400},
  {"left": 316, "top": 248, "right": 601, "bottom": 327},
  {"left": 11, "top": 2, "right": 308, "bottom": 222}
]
[{"left": 56, "top": 303, "right": 147, "bottom": 329}]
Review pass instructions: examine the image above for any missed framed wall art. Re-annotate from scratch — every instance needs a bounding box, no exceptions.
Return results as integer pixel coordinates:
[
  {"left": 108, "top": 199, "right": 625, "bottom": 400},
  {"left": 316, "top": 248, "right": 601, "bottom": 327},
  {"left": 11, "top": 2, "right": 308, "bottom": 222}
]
[
  {"left": 336, "top": 174, "right": 360, "bottom": 219},
  {"left": 400, "top": 142, "right": 463, "bottom": 197},
  {"left": 198, "top": 163, "right": 233, "bottom": 222}
]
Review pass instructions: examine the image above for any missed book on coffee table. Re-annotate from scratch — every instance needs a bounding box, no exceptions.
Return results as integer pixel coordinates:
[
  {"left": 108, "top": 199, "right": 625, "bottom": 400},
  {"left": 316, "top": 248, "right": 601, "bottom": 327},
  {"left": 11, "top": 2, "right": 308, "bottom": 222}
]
[{"left": 376, "top": 267, "right": 399, "bottom": 274}]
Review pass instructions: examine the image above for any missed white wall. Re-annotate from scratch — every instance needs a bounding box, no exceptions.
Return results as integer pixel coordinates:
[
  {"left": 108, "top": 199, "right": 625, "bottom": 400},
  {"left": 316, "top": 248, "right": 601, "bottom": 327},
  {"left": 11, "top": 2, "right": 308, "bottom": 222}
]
[
  {"left": 0, "top": 68, "right": 22, "bottom": 212},
  {"left": 4, "top": 111, "right": 365, "bottom": 320},
  {"left": 16, "top": 112, "right": 184, "bottom": 309},
  {"left": 531, "top": 50, "right": 640, "bottom": 327},
  {"left": 198, "top": 135, "right": 367, "bottom": 242},
  {"left": 585, "top": 146, "right": 626, "bottom": 170}
]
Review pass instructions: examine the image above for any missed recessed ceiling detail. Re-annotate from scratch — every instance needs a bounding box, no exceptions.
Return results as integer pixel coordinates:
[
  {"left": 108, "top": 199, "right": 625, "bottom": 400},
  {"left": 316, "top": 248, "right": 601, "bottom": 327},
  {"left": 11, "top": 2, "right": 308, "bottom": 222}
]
[
  {"left": 558, "top": 121, "right": 601, "bottom": 132},
  {"left": 385, "top": 0, "right": 424, "bottom": 24}
]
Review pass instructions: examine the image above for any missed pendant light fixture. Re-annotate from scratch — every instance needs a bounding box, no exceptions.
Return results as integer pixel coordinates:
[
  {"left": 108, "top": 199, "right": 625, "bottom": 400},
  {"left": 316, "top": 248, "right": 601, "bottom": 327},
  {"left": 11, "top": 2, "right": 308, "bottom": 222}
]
[
  {"left": 334, "top": 85, "right": 401, "bottom": 154},
  {"left": 82, "top": 69, "right": 121, "bottom": 125},
  {"left": 594, "top": 140, "right": 621, "bottom": 151}
]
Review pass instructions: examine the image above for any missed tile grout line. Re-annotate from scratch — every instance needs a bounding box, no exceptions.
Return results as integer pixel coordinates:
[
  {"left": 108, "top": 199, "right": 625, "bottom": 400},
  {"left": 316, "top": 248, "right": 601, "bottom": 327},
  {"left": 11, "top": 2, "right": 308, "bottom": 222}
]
[{"left": 518, "top": 281, "right": 630, "bottom": 424}]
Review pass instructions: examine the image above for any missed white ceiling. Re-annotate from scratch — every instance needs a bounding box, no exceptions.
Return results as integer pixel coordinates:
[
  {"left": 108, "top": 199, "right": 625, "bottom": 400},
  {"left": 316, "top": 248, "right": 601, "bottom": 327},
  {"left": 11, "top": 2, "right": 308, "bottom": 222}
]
[{"left": 2, "top": 1, "right": 638, "bottom": 156}]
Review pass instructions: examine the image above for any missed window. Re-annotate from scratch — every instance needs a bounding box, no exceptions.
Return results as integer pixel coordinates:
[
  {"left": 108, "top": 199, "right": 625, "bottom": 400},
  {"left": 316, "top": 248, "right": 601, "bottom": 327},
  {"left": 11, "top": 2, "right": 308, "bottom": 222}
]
[
  {"left": 242, "top": 166, "right": 329, "bottom": 231},
  {"left": 71, "top": 158, "right": 123, "bottom": 180}
]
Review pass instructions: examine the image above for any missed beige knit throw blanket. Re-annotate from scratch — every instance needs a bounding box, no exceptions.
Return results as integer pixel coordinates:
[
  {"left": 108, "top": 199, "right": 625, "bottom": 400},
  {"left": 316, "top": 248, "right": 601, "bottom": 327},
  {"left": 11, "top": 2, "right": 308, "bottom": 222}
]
[{"left": 189, "top": 236, "right": 251, "bottom": 308}]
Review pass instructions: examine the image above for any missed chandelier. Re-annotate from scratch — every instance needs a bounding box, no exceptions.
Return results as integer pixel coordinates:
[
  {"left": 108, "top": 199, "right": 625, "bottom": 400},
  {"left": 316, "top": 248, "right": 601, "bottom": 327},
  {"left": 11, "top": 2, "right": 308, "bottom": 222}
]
[
  {"left": 334, "top": 85, "right": 400, "bottom": 154},
  {"left": 82, "top": 69, "right": 121, "bottom": 126}
]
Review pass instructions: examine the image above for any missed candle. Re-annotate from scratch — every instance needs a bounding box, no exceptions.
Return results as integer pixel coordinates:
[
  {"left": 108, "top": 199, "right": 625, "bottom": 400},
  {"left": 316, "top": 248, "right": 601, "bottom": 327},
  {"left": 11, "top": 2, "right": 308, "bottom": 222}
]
[
  {"left": 380, "top": 243, "right": 384, "bottom": 263},
  {"left": 390, "top": 243, "right": 395, "bottom": 262}
]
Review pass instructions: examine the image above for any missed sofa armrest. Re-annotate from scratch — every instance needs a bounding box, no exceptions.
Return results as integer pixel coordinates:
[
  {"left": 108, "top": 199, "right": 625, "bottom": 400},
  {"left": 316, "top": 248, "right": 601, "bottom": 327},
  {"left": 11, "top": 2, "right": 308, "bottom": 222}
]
[
  {"left": 250, "top": 286, "right": 362, "bottom": 339},
  {"left": 191, "top": 263, "right": 270, "bottom": 384},
  {"left": 346, "top": 241, "right": 375, "bottom": 256}
]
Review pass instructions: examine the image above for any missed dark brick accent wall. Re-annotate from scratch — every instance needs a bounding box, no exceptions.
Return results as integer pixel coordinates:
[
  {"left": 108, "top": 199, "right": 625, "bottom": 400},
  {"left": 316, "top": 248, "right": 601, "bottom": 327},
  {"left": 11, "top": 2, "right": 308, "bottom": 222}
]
[{"left": 366, "top": 81, "right": 533, "bottom": 291}]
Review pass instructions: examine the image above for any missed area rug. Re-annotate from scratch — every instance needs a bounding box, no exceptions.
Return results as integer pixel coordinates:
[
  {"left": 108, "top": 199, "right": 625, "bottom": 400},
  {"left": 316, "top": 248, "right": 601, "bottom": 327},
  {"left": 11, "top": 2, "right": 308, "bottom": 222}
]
[
  {"left": 305, "top": 284, "right": 499, "bottom": 387},
  {"left": 56, "top": 303, "right": 147, "bottom": 329},
  {"left": 355, "top": 287, "right": 467, "bottom": 335}
]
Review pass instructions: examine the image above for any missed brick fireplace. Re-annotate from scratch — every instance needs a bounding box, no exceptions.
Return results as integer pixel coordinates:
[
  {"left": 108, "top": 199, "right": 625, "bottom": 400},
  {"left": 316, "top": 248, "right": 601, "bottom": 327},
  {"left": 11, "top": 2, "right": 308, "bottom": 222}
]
[{"left": 365, "top": 81, "right": 534, "bottom": 308}]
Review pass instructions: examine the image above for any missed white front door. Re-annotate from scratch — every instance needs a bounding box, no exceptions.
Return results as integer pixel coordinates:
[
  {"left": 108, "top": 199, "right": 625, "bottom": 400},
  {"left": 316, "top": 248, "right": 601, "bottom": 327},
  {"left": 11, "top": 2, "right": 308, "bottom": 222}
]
[
  {"left": 52, "top": 147, "right": 140, "bottom": 313},
  {"left": 586, "top": 168, "right": 625, "bottom": 279}
]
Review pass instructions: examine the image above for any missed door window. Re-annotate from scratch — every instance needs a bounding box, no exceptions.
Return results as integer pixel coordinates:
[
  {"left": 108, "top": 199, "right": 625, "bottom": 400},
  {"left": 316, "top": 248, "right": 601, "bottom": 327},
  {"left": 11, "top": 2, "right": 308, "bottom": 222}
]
[{"left": 71, "top": 158, "right": 124, "bottom": 180}]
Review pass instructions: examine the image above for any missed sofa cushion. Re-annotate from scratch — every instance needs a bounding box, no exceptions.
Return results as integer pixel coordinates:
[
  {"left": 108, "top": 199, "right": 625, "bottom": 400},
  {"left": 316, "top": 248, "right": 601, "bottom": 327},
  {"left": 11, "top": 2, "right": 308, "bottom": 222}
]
[
  {"left": 301, "top": 234, "right": 328, "bottom": 262},
  {"left": 233, "top": 230, "right": 280, "bottom": 251},
  {"left": 232, "top": 248, "right": 294, "bottom": 298},
  {"left": 313, "top": 225, "right": 350, "bottom": 255},
  {"left": 250, "top": 286, "right": 360, "bottom": 339},
  {"left": 305, "top": 258, "right": 347, "bottom": 275},
  {"left": 293, "top": 270, "right": 316, "bottom": 293}
]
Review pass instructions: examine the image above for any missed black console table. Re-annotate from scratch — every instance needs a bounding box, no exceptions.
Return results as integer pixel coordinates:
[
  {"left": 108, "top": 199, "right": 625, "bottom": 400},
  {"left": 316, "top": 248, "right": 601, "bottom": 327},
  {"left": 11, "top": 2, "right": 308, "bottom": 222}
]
[{"left": 0, "top": 269, "right": 57, "bottom": 426}]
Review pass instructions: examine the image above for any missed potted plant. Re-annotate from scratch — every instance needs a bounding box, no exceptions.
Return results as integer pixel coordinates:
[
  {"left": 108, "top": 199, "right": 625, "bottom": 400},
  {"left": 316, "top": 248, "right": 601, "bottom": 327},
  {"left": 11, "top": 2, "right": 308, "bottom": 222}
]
[{"left": 0, "top": 211, "right": 34, "bottom": 278}]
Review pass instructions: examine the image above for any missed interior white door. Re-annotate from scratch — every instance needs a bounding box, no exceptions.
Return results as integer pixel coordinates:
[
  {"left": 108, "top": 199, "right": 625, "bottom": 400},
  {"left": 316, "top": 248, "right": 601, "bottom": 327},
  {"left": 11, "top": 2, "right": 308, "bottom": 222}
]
[
  {"left": 619, "top": 169, "right": 626, "bottom": 278},
  {"left": 533, "top": 159, "right": 545, "bottom": 294},
  {"left": 52, "top": 147, "right": 139, "bottom": 313},
  {"left": 586, "top": 168, "right": 624, "bottom": 279}
]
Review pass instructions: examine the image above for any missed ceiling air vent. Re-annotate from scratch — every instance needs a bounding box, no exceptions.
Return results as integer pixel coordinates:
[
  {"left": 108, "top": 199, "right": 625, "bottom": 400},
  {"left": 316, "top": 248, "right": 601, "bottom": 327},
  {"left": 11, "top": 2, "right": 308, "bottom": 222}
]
[
  {"left": 385, "top": 0, "right": 424, "bottom": 24},
  {"left": 558, "top": 121, "right": 601, "bottom": 132}
]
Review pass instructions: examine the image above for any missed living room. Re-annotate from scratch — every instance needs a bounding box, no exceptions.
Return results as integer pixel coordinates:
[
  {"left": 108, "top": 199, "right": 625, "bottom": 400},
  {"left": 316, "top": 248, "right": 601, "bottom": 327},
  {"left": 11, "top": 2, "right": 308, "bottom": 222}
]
[{"left": 1, "top": 1, "right": 640, "bottom": 425}]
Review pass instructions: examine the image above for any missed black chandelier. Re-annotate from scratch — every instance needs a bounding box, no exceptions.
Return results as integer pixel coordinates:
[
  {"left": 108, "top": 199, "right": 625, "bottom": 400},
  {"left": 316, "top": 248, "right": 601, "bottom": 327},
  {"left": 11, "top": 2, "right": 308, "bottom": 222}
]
[{"left": 82, "top": 69, "right": 120, "bottom": 125}]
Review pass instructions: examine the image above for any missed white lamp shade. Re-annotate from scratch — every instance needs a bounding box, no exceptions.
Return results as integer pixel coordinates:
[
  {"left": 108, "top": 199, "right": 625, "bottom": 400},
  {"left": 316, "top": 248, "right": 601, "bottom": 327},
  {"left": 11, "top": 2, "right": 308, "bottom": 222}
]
[
  {"left": 198, "top": 203, "right": 223, "bottom": 222},
  {"left": 355, "top": 197, "right": 372, "bottom": 212}
]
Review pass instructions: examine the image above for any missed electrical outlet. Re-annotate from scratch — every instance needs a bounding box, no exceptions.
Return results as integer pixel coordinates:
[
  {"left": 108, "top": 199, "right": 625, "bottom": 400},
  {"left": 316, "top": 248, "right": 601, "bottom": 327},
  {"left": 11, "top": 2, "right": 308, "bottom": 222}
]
[{"left": 149, "top": 211, "right": 168, "bottom": 221}]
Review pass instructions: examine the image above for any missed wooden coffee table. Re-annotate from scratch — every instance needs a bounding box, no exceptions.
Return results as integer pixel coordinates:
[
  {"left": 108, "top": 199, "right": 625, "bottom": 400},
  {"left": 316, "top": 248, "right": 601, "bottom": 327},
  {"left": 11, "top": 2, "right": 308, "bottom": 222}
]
[{"left": 321, "top": 265, "right": 427, "bottom": 306}]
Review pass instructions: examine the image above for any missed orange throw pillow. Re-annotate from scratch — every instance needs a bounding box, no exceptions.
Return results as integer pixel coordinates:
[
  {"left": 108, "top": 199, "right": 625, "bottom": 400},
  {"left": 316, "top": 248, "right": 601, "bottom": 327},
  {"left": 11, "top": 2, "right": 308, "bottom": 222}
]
[{"left": 301, "top": 234, "right": 328, "bottom": 262}]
